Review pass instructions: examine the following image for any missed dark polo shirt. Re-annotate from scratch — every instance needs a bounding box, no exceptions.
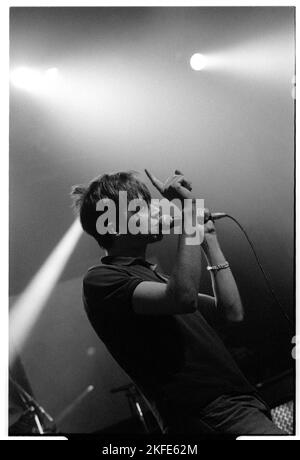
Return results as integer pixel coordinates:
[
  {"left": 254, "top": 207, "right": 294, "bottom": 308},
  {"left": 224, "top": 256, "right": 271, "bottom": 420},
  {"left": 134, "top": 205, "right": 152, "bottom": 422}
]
[{"left": 83, "top": 256, "right": 256, "bottom": 424}]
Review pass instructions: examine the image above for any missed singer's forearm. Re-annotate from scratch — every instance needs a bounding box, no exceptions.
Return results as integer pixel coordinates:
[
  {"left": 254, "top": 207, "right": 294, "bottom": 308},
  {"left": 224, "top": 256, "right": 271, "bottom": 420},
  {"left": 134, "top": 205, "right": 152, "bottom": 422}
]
[
  {"left": 167, "top": 203, "right": 202, "bottom": 312},
  {"left": 202, "top": 233, "right": 244, "bottom": 322}
]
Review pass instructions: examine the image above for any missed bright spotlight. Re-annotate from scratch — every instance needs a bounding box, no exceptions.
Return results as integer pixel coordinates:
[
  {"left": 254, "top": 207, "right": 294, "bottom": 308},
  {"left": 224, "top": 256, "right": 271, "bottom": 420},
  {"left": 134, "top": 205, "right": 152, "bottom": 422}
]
[
  {"left": 190, "top": 53, "right": 207, "bottom": 71},
  {"left": 10, "top": 67, "right": 43, "bottom": 91},
  {"left": 45, "top": 67, "right": 59, "bottom": 80},
  {"left": 10, "top": 66, "right": 59, "bottom": 93}
]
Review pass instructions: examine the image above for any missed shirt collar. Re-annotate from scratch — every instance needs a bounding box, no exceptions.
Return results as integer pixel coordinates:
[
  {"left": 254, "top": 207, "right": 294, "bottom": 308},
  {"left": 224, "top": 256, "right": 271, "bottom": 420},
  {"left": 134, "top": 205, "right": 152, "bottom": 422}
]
[{"left": 101, "top": 255, "right": 156, "bottom": 269}]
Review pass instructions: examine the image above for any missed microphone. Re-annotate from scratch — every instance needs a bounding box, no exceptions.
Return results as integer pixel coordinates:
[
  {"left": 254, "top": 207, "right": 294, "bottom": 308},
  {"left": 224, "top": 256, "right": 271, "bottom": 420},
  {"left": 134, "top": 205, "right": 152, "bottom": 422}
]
[
  {"left": 206, "top": 212, "right": 227, "bottom": 222},
  {"left": 160, "top": 210, "right": 227, "bottom": 229}
]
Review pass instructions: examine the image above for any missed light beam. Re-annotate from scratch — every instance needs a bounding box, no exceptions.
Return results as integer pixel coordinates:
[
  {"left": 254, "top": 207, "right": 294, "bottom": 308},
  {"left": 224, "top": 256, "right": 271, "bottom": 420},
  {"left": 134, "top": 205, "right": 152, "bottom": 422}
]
[{"left": 9, "top": 219, "right": 82, "bottom": 364}]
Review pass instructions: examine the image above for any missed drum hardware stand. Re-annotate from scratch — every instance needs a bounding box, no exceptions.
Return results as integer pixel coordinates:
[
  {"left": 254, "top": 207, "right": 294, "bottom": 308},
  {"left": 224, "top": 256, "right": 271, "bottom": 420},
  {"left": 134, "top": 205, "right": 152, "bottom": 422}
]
[
  {"left": 9, "top": 375, "right": 55, "bottom": 434},
  {"left": 111, "top": 383, "right": 150, "bottom": 434}
]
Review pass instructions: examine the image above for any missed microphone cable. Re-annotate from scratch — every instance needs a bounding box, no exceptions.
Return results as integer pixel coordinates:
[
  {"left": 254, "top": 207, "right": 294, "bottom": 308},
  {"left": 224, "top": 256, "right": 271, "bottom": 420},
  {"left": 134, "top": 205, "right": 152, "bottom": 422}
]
[{"left": 222, "top": 214, "right": 293, "bottom": 332}]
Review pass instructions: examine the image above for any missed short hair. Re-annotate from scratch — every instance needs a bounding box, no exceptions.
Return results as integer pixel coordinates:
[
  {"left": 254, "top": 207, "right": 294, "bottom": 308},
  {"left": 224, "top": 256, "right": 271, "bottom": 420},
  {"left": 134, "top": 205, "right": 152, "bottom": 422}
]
[{"left": 70, "top": 171, "right": 151, "bottom": 249}]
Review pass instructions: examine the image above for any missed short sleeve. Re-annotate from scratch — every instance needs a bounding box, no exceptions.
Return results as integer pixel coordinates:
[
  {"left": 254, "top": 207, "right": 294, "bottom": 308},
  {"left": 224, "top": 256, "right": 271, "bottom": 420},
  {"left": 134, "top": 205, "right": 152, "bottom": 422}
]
[{"left": 83, "top": 265, "right": 144, "bottom": 316}]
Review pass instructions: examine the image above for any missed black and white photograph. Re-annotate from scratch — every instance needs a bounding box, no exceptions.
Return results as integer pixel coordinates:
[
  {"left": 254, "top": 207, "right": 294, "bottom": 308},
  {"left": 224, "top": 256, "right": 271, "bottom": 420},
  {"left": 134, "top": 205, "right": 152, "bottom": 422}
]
[{"left": 7, "top": 3, "right": 297, "bottom": 443}]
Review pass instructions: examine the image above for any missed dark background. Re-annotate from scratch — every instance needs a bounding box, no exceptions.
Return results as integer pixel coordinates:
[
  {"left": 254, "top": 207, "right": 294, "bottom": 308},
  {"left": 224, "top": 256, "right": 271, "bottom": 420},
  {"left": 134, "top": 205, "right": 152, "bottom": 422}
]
[{"left": 9, "top": 7, "right": 295, "bottom": 433}]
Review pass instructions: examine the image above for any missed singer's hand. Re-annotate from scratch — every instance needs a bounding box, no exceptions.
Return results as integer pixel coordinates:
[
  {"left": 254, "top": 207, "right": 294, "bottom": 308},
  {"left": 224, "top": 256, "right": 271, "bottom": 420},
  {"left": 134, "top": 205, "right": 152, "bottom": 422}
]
[
  {"left": 202, "top": 218, "right": 217, "bottom": 250},
  {"left": 204, "top": 219, "right": 216, "bottom": 235},
  {"left": 145, "top": 169, "right": 193, "bottom": 202}
]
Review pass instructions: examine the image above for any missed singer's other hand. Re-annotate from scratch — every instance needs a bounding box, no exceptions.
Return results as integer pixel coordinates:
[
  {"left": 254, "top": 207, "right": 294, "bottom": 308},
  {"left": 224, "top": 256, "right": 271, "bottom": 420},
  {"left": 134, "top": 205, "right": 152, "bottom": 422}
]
[
  {"left": 204, "top": 218, "right": 217, "bottom": 236},
  {"left": 145, "top": 169, "right": 193, "bottom": 202}
]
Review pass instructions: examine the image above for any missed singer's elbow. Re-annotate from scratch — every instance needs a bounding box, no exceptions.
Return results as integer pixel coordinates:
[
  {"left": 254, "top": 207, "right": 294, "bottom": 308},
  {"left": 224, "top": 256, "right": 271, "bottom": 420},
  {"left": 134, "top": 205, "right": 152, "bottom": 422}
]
[
  {"left": 176, "top": 291, "right": 198, "bottom": 313},
  {"left": 217, "top": 300, "right": 244, "bottom": 322},
  {"left": 230, "top": 312, "right": 244, "bottom": 322},
  {"left": 225, "top": 307, "right": 244, "bottom": 323}
]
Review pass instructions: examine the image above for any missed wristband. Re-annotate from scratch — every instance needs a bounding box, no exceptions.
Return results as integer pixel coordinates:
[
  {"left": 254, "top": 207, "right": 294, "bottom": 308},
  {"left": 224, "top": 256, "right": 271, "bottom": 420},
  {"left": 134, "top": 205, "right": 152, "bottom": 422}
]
[{"left": 207, "top": 261, "right": 230, "bottom": 272}]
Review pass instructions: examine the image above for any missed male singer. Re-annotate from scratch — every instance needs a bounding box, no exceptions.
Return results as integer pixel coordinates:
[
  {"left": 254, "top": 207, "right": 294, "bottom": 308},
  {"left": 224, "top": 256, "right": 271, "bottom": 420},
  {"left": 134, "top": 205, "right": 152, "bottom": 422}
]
[{"left": 71, "top": 169, "right": 284, "bottom": 436}]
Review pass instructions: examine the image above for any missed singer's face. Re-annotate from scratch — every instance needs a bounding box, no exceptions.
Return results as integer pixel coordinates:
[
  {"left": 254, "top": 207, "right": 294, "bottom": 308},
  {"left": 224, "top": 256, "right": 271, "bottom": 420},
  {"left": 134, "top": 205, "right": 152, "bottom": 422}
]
[{"left": 123, "top": 200, "right": 163, "bottom": 244}]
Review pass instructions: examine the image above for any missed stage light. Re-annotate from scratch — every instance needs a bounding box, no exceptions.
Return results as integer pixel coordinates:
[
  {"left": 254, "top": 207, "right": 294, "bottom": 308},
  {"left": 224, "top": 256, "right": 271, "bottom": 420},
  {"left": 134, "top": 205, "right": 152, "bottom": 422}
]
[
  {"left": 190, "top": 53, "right": 206, "bottom": 71},
  {"left": 10, "top": 66, "right": 59, "bottom": 93},
  {"left": 10, "top": 67, "right": 43, "bottom": 92},
  {"left": 45, "top": 67, "right": 59, "bottom": 81},
  {"left": 9, "top": 219, "right": 82, "bottom": 365}
]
